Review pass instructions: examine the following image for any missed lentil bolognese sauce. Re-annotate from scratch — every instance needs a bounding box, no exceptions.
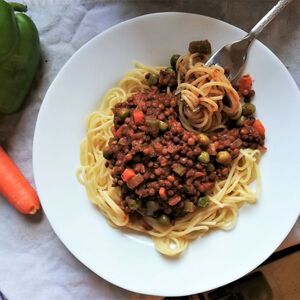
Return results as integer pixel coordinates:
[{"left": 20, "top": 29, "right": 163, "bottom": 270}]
[{"left": 77, "top": 40, "right": 266, "bottom": 256}]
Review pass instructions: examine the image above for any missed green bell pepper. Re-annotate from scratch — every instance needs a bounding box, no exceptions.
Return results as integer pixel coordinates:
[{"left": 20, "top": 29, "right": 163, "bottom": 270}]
[{"left": 0, "top": 0, "right": 40, "bottom": 114}]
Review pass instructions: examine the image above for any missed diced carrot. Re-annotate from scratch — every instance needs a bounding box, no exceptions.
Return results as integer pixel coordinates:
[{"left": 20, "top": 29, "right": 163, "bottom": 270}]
[
  {"left": 133, "top": 110, "right": 144, "bottom": 124},
  {"left": 253, "top": 119, "right": 265, "bottom": 136},
  {"left": 153, "top": 141, "right": 163, "bottom": 152},
  {"left": 167, "top": 175, "right": 175, "bottom": 182},
  {"left": 115, "top": 125, "right": 125, "bottom": 138},
  {"left": 238, "top": 74, "right": 253, "bottom": 91},
  {"left": 159, "top": 187, "right": 167, "bottom": 200},
  {"left": 168, "top": 195, "right": 181, "bottom": 206},
  {"left": 195, "top": 171, "right": 205, "bottom": 178},
  {"left": 121, "top": 168, "right": 136, "bottom": 182},
  {"left": 0, "top": 147, "right": 40, "bottom": 214}
]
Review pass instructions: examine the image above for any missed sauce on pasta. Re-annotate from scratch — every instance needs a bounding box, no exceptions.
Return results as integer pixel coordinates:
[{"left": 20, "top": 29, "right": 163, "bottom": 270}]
[{"left": 77, "top": 40, "right": 266, "bottom": 256}]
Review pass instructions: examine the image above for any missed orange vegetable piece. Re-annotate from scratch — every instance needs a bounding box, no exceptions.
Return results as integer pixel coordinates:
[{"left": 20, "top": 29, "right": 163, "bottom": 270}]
[
  {"left": 159, "top": 187, "right": 167, "bottom": 200},
  {"left": 133, "top": 110, "right": 144, "bottom": 124},
  {"left": 0, "top": 147, "right": 40, "bottom": 214},
  {"left": 168, "top": 195, "right": 181, "bottom": 206},
  {"left": 238, "top": 74, "right": 253, "bottom": 91},
  {"left": 121, "top": 168, "right": 136, "bottom": 182},
  {"left": 115, "top": 125, "right": 125, "bottom": 138},
  {"left": 253, "top": 119, "right": 265, "bottom": 136}
]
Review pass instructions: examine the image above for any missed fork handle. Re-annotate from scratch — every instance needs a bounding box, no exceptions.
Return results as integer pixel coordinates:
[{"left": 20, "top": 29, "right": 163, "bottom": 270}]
[{"left": 247, "top": 0, "right": 293, "bottom": 41}]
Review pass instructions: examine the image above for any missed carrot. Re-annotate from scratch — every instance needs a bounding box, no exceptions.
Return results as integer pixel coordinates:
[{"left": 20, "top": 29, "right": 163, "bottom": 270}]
[
  {"left": 0, "top": 147, "right": 40, "bottom": 214},
  {"left": 253, "top": 119, "right": 265, "bottom": 136},
  {"left": 115, "top": 125, "right": 125, "bottom": 138},
  {"left": 133, "top": 110, "right": 144, "bottom": 124},
  {"left": 121, "top": 168, "right": 136, "bottom": 182},
  {"left": 238, "top": 74, "right": 252, "bottom": 91},
  {"left": 168, "top": 195, "right": 181, "bottom": 206},
  {"left": 159, "top": 187, "right": 167, "bottom": 200}
]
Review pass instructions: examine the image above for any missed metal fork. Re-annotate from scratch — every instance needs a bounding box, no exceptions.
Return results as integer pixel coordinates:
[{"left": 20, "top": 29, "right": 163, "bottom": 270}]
[{"left": 206, "top": 0, "right": 293, "bottom": 81}]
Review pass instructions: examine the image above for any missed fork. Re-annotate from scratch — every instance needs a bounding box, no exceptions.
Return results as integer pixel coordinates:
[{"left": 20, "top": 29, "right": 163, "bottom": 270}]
[{"left": 206, "top": 0, "right": 293, "bottom": 81}]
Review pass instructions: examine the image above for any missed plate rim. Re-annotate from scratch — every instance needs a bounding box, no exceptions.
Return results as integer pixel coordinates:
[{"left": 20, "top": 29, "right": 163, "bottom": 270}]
[{"left": 33, "top": 12, "right": 300, "bottom": 297}]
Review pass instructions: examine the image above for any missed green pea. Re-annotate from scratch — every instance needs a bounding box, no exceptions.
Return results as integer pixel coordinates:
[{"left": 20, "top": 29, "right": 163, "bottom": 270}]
[
  {"left": 197, "top": 151, "right": 210, "bottom": 163},
  {"left": 116, "top": 108, "right": 130, "bottom": 121},
  {"left": 128, "top": 199, "right": 141, "bottom": 211},
  {"left": 242, "top": 103, "right": 256, "bottom": 116},
  {"left": 159, "top": 121, "right": 169, "bottom": 132},
  {"left": 147, "top": 73, "right": 158, "bottom": 86},
  {"left": 165, "top": 67, "right": 176, "bottom": 75},
  {"left": 184, "top": 201, "right": 195, "bottom": 212},
  {"left": 197, "top": 196, "right": 209, "bottom": 208},
  {"left": 146, "top": 201, "right": 159, "bottom": 212},
  {"left": 197, "top": 133, "right": 210, "bottom": 146},
  {"left": 170, "top": 54, "right": 180, "bottom": 70},
  {"left": 158, "top": 214, "right": 170, "bottom": 226},
  {"left": 173, "top": 165, "right": 186, "bottom": 176},
  {"left": 216, "top": 151, "right": 232, "bottom": 165}
]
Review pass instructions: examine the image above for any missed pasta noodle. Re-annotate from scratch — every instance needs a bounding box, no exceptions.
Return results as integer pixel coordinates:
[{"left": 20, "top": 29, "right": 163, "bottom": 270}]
[
  {"left": 176, "top": 53, "right": 241, "bottom": 132},
  {"left": 77, "top": 61, "right": 262, "bottom": 256}
]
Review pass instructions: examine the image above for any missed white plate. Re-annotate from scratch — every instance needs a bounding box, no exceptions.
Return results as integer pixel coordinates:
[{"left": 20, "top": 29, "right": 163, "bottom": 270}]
[{"left": 33, "top": 13, "right": 300, "bottom": 296}]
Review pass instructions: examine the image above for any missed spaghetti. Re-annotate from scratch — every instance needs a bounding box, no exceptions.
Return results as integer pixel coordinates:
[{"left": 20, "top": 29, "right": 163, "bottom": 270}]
[
  {"left": 176, "top": 53, "right": 242, "bottom": 133},
  {"left": 77, "top": 60, "right": 263, "bottom": 256}
]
